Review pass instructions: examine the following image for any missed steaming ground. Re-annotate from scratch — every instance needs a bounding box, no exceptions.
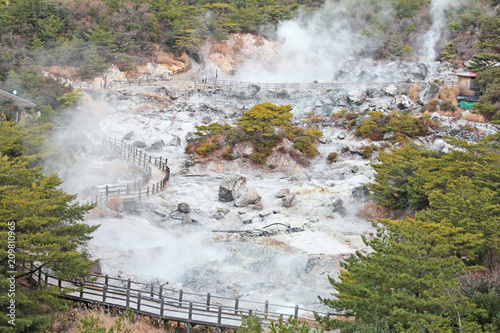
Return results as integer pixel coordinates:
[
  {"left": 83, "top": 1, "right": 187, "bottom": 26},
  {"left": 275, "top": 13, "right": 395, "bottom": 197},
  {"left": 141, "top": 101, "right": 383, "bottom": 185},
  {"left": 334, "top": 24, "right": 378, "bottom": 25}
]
[{"left": 54, "top": 84, "right": 377, "bottom": 310}]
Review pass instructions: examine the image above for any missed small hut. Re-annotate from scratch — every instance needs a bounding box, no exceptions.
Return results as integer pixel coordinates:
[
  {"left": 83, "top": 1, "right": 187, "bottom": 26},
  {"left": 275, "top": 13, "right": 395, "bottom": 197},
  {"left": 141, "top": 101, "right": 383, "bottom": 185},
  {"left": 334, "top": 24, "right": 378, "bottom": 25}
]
[
  {"left": 453, "top": 72, "right": 479, "bottom": 92},
  {"left": 0, "top": 89, "right": 36, "bottom": 122}
]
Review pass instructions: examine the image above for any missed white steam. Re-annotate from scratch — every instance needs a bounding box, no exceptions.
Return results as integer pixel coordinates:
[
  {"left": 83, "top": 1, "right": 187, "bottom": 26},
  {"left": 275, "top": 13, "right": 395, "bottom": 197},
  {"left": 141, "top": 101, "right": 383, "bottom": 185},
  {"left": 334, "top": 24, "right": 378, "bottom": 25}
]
[
  {"left": 234, "top": 0, "right": 386, "bottom": 83},
  {"left": 420, "top": 0, "right": 462, "bottom": 69}
]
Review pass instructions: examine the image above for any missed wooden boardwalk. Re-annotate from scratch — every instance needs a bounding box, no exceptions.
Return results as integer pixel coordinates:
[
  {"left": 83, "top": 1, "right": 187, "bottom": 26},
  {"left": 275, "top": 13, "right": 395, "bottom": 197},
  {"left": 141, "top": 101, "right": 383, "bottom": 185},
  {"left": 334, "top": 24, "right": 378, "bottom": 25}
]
[
  {"left": 83, "top": 135, "right": 170, "bottom": 204},
  {"left": 29, "top": 268, "right": 338, "bottom": 331}
]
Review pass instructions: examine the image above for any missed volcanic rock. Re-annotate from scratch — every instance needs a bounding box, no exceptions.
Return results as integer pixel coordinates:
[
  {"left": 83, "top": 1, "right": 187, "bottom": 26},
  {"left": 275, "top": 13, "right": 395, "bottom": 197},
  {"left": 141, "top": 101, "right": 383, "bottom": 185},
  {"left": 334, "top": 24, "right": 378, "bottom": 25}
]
[
  {"left": 146, "top": 140, "right": 165, "bottom": 151},
  {"left": 132, "top": 140, "right": 147, "bottom": 148},
  {"left": 395, "top": 94, "right": 416, "bottom": 109},
  {"left": 170, "top": 136, "right": 181, "bottom": 146},
  {"left": 352, "top": 186, "right": 369, "bottom": 202},
  {"left": 282, "top": 194, "right": 296, "bottom": 208},
  {"left": 275, "top": 188, "right": 290, "bottom": 198},
  {"left": 385, "top": 84, "right": 398, "bottom": 97},
  {"left": 331, "top": 197, "right": 347, "bottom": 216},
  {"left": 185, "top": 132, "right": 198, "bottom": 143},
  {"left": 219, "top": 176, "right": 247, "bottom": 202},
  {"left": 417, "top": 83, "right": 440, "bottom": 105},
  {"left": 177, "top": 202, "right": 191, "bottom": 213},
  {"left": 234, "top": 187, "right": 261, "bottom": 207},
  {"left": 348, "top": 88, "right": 367, "bottom": 105},
  {"left": 123, "top": 131, "right": 134, "bottom": 140}
]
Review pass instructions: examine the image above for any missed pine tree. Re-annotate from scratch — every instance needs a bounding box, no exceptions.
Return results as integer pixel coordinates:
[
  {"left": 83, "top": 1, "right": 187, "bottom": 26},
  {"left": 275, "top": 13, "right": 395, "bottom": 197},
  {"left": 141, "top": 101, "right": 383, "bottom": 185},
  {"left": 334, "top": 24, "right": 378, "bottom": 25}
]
[
  {"left": 318, "top": 219, "right": 484, "bottom": 332},
  {"left": 0, "top": 120, "right": 97, "bottom": 332}
]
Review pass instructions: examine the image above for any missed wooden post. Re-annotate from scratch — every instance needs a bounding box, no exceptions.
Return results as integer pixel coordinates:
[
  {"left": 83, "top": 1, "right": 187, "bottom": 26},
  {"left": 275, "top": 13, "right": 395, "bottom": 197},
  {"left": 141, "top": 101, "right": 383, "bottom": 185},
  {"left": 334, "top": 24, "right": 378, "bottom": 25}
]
[
  {"left": 234, "top": 297, "right": 239, "bottom": 314},
  {"left": 146, "top": 186, "right": 149, "bottom": 197},
  {"left": 103, "top": 285, "right": 107, "bottom": 303},
  {"left": 294, "top": 305, "right": 299, "bottom": 319},
  {"left": 150, "top": 285, "right": 154, "bottom": 297},
  {"left": 178, "top": 289, "right": 183, "bottom": 307},
  {"left": 206, "top": 292, "right": 211, "bottom": 311},
  {"left": 126, "top": 289, "right": 131, "bottom": 309},
  {"left": 264, "top": 300, "right": 269, "bottom": 320},
  {"left": 137, "top": 293, "right": 142, "bottom": 311},
  {"left": 217, "top": 306, "right": 222, "bottom": 325},
  {"left": 188, "top": 302, "right": 193, "bottom": 320},
  {"left": 106, "top": 185, "right": 109, "bottom": 200},
  {"left": 159, "top": 285, "right": 163, "bottom": 299},
  {"left": 80, "top": 286, "right": 84, "bottom": 299},
  {"left": 58, "top": 278, "right": 62, "bottom": 289},
  {"left": 160, "top": 297, "right": 165, "bottom": 317},
  {"left": 105, "top": 275, "right": 109, "bottom": 286}
]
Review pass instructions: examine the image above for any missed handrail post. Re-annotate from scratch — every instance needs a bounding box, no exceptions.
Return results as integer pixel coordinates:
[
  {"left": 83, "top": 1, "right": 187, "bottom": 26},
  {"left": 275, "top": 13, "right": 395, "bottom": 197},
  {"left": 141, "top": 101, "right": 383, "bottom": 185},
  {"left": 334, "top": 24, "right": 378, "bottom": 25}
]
[
  {"left": 294, "top": 305, "right": 299, "bottom": 319},
  {"left": 126, "top": 289, "right": 130, "bottom": 309},
  {"left": 206, "top": 292, "right": 211, "bottom": 311},
  {"left": 179, "top": 289, "right": 183, "bottom": 307},
  {"left": 264, "top": 300, "right": 269, "bottom": 320},
  {"left": 159, "top": 285, "right": 163, "bottom": 298},
  {"left": 217, "top": 306, "right": 222, "bottom": 325},
  {"left": 160, "top": 297, "right": 165, "bottom": 317},
  {"left": 234, "top": 297, "right": 239, "bottom": 314},
  {"left": 150, "top": 285, "right": 154, "bottom": 297},
  {"left": 103, "top": 285, "right": 107, "bottom": 303},
  {"left": 137, "top": 293, "right": 142, "bottom": 311}
]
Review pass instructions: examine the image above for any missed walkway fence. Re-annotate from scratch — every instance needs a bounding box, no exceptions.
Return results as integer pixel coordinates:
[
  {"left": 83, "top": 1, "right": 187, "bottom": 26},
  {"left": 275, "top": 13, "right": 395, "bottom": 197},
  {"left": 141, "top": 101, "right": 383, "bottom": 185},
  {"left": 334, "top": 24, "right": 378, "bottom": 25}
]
[
  {"left": 25, "top": 263, "right": 340, "bottom": 331},
  {"left": 75, "top": 64, "right": 192, "bottom": 90},
  {"left": 84, "top": 136, "right": 170, "bottom": 204},
  {"left": 193, "top": 79, "right": 426, "bottom": 91}
]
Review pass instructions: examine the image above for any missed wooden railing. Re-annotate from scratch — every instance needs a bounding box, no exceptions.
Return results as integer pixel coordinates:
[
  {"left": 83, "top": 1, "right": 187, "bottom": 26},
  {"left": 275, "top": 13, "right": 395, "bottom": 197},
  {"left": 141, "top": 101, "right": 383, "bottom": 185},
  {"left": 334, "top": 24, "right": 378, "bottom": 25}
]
[
  {"left": 84, "top": 136, "right": 170, "bottom": 204},
  {"left": 193, "top": 79, "right": 422, "bottom": 91},
  {"left": 26, "top": 264, "right": 340, "bottom": 331},
  {"left": 76, "top": 63, "right": 192, "bottom": 90}
]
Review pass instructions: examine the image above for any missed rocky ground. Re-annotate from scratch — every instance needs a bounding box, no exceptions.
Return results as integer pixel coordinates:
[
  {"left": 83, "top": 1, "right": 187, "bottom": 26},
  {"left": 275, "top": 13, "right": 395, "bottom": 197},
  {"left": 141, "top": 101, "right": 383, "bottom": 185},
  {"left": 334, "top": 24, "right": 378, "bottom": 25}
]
[{"left": 52, "top": 60, "right": 498, "bottom": 312}]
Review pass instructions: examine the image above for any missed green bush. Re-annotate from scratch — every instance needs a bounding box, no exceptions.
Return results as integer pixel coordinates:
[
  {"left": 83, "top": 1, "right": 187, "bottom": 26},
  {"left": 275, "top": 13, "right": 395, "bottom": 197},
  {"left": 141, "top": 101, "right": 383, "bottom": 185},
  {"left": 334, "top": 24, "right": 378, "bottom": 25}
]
[
  {"left": 250, "top": 152, "right": 267, "bottom": 164},
  {"left": 355, "top": 111, "right": 428, "bottom": 143},
  {"left": 327, "top": 152, "right": 338, "bottom": 163},
  {"left": 196, "top": 142, "right": 217, "bottom": 156},
  {"left": 293, "top": 136, "right": 316, "bottom": 157}
]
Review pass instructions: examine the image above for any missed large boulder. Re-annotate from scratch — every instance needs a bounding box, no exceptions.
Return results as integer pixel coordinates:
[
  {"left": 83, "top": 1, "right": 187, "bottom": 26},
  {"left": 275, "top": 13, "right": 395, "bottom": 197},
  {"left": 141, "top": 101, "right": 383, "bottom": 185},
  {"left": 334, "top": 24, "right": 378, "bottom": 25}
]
[
  {"left": 385, "top": 84, "right": 398, "bottom": 97},
  {"left": 352, "top": 186, "right": 369, "bottom": 202},
  {"left": 234, "top": 187, "right": 261, "bottom": 207},
  {"left": 146, "top": 140, "right": 165, "bottom": 151},
  {"left": 395, "top": 94, "right": 416, "bottom": 109},
  {"left": 177, "top": 203, "right": 191, "bottom": 213},
  {"left": 165, "top": 88, "right": 181, "bottom": 100},
  {"left": 185, "top": 132, "right": 198, "bottom": 143},
  {"left": 275, "top": 188, "right": 290, "bottom": 198},
  {"left": 331, "top": 197, "right": 347, "bottom": 216},
  {"left": 399, "top": 62, "right": 427, "bottom": 81},
  {"left": 219, "top": 176, "right": 247, "bottom": 202},
  {"left": 170, "top": 136, "right": 181, "bottom": 146},
  {"left": 348, "top": 88, "right": 367, "bottom": 105},
  {"left": 417, "top": 83, "right": 440, "bottom": 105},
  {"left": 123, "top": 131, "right": 134, "bottom": 141},
  {"left": 132, "top": 140, "right": 147, "bottom": 148},
  {"left": 282, "top": 194, "right": 296, "bottom": 208}
]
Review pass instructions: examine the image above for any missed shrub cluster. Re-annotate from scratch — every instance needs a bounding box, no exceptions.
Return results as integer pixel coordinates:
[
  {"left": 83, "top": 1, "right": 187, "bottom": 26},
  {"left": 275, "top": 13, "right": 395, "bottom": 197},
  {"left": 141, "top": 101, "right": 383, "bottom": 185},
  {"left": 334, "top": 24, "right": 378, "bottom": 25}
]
[
  {"left": 185, "top": 103, "right": 323, "bottom": 165},
  {"left": 355, "top": 111, "right": 429, "bottom": 143}
]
